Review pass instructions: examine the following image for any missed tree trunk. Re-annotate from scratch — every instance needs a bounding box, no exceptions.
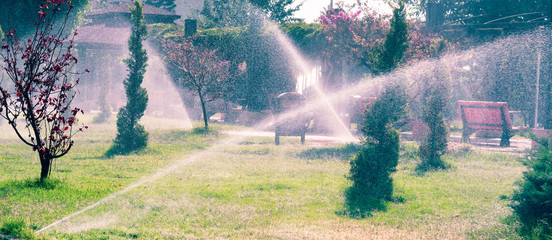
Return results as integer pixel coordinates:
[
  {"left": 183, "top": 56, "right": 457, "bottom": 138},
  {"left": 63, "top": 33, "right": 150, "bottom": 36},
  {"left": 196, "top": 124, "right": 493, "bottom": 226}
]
[
  {"left": 198, "top": 90, "right": 209, "bottom": 130},
  {"left": 39, "top": 152, "right": 51, "bottom": 181}
]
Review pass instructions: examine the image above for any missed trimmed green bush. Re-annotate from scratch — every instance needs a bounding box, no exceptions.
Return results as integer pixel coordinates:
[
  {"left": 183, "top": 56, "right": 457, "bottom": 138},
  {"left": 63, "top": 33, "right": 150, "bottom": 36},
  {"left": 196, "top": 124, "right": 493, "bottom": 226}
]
[
  {"left": 347, "top": 86, "right": 407, "bottom": 210},
  {"left": 349, "top": 129, "right": 400, "bottom": 201},
  {"left": 418, "top": 85, "right": 449, "bottom": 171},
  {"left": 511, "top": 141, "right": 552, "bottom": 238}
]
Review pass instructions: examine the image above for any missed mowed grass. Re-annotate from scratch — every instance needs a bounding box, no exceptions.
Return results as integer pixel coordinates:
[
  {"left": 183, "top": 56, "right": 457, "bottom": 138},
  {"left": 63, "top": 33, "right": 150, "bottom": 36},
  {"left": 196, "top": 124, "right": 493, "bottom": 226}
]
[
  {"left": 0, "top": 115, "right": 220, "bottom": 237},
  {"left": 0, "top": 116, "right": 527, "bottom": 239}
]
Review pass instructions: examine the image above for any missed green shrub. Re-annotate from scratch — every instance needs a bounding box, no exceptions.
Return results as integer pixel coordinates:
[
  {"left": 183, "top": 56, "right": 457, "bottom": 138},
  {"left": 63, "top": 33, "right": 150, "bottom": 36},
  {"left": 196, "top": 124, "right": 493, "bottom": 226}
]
[
  {"left": 418, "top": 85, "right": 449, "bottom": 171},
  {"left": 511, "top": 142, "right": 552, "bottom": 238},
  {"left": 347, "top": 86, "right": 407, "bottom": 206},
  {"left": 349, "top": 129, "right": 400, "bottom": 201},
  {"left": 0, "top": 219, "right": 37, "bottom": 240},
  {"left": 109, "top": 108, "right": 149, "bottom": 155}
]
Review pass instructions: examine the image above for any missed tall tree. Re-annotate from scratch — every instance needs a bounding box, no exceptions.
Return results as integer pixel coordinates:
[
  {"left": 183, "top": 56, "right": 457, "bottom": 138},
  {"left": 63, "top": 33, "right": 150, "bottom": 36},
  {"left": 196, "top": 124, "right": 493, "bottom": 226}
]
[
  {"left": 145, "top": 0, "right": 176, "bottom": 12},
  {"left": 0, "top": 0, "right": 87, "bottom": 180},
  {"left": 111, "top": 0, "right": 149, "bottom": 154},
  {"left": 201, "top": 0, "right": 260, "bottom": 28},
  {"left": 400, "top": 0, "right": 550, "bottom": 24},
  {"left": 163, "top": 37, "right": 230, "bottom": 130},
  {"left": 201, "top": 0, "right": 301, "bottom": 28},
  {"left": 375, "top": 1, "right": 410, "bottom": 74},
  {"left": 249, "top": 0, "right": 302, "bottom": 23}
]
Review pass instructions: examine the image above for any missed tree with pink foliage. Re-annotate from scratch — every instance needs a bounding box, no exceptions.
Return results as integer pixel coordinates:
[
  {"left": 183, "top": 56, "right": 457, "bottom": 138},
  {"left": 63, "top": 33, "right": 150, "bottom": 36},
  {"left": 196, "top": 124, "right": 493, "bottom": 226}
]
[
  {"left": 319, "top": 5, "right": 388, "bottom": 88},
  {"left": 163, "top": 37, "right": 230, "bottom": 130},
  {"left": 406, "top": 21, "right": 450, "bottom": 60},
  {"left": 0, "top": 0, "right": 87, "bottom": 181},
  {"left": 320, "top": 5, "right": 388, "bottom": 60},
  {"left": 318, "top": 3, "right": 450, "bottom": 78}
]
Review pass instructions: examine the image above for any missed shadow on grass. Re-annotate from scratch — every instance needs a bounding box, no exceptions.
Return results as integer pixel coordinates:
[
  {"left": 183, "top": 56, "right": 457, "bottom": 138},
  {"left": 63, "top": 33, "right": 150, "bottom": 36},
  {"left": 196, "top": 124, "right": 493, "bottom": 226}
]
[
  {"left": 72, "top": 155, "right": 110, "bottom": 161},
  {"left": 103, "top": 128, "right": 218, "bottom": 158},
  {"left": 104, "top": 145, "right": 131, "bottom": 158},
  {"left": 337, "top": 186, "right": 388, "bottom": 219},
  {"left": 192, "top": 127, "right": 212, "bottom": 135},
  {"left": 413, "top": 160, "right": 452, "bottom": 177},
  {"left": 296, "top": 143, "right": 361, "bottom": 161},
  {"left": 55, "top": 228, "right": 141, "bottom": 239},
  {"left": 0, "top": 178, "right": 62, "bottom": 192},
  {"left": 103, "top": 143, "right": 151, "bottom": 158}
]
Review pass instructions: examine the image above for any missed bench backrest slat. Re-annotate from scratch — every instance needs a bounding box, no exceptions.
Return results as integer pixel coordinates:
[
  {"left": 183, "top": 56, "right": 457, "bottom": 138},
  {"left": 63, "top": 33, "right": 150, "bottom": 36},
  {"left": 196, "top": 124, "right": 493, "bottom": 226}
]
[
  {"left": 458, "top": 100, "right": 512, "bottom": 131},
  {"left": 276, "top": 92, "right": 303, "bottom": 113}
]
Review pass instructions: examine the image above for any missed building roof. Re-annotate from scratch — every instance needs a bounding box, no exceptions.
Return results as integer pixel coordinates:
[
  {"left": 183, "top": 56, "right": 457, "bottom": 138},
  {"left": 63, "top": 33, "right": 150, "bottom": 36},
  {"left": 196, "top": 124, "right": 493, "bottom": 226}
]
[
  {"left": 75, "top": 1, "right": 181, "bottom": 48},
  {"left": 74, "top": 24, "right": 130, "bottom": 48},
  {"left": 88, "top": 1, "right": 180, "bottom": 26}
]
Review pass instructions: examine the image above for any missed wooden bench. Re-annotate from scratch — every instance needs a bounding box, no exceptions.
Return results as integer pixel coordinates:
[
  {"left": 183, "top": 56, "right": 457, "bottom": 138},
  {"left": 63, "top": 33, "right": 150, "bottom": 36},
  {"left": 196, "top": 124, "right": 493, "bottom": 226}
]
[
  {"left": 274, "top": 92, "right": 309, "bottom": 145},
  {"left": 458, "top": 100, "right": 527, "bottom": 147}
]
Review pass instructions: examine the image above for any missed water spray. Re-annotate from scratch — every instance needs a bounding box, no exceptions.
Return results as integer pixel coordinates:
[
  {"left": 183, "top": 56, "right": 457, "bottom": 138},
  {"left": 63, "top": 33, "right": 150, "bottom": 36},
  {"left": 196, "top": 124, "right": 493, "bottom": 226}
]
[
  {"left": 37, "top": 5, "right": 552, "bottom": 234},
  {"left": 265, "top": 20, "right": 355, "bottom": 139},
  {"left": 37, "top": 134, "right": 248, "bottom": 233},
  {"left": 534, "top": 50, "right": 541, "bottom": 128}
]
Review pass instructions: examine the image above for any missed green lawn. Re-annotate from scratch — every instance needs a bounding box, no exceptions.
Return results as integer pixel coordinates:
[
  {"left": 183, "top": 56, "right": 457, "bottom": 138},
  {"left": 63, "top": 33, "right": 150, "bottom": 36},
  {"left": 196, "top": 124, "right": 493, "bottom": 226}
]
[{"left": 0, "top": 116, "right": 527, "bottom": 239}]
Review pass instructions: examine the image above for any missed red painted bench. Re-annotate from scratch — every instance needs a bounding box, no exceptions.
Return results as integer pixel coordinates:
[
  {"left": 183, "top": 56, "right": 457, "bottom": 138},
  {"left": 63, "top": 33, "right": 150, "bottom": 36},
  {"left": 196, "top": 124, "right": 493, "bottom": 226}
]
[{"left": 458, "top": 100, "right": 527, "bottom": 147}]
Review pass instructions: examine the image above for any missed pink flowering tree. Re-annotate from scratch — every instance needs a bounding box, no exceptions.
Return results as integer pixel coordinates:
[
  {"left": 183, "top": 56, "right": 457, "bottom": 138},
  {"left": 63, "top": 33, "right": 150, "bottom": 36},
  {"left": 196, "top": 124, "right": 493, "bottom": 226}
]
[
  {"left": 318, "top": 3, "right": 450, "bottom": 78},
  {"left": 406, "top": 20, "right": 450, "bottom": 60},
  {"left": 319, "top": 6, "right": 388, "bottom": 88},
  {"left": 163, "top": 37, "right": 230, "bottom": 130},
  {"left": 0, "top": 0, "right": 87, "bottom": 181}
]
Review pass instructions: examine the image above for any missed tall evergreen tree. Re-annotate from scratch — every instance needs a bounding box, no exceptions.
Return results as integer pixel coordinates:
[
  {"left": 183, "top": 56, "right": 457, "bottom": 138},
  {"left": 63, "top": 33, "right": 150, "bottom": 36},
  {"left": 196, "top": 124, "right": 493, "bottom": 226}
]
[
  {"left": 375, "top": 1, "right": 410, "bottom": 74},
  {"left": 111, "top": 0, "right": 149, "bottom": 154}
]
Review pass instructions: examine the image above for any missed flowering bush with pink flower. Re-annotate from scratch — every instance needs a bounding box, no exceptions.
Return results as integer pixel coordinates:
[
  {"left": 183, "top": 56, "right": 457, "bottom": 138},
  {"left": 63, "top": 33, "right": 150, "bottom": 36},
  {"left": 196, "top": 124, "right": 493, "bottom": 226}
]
[
  {"left": 317, "top": 4, "right": 450, "bottom": 76},
  {"left": 319, "top": 7, "right": 388, "bottom": 64}
]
